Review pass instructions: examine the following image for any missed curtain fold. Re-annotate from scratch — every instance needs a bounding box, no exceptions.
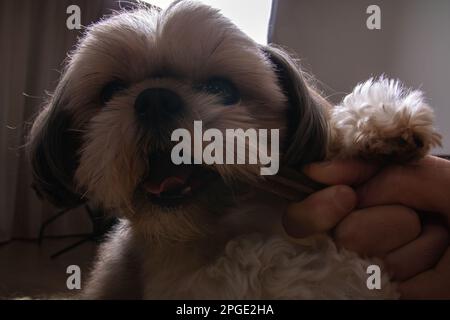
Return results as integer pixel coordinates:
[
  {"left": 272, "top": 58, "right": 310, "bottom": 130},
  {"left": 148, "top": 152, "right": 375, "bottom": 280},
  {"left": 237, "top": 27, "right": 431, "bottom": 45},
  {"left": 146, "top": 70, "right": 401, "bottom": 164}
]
[{"left": 0, "top": 0, "right": 122, "bottom": 242}]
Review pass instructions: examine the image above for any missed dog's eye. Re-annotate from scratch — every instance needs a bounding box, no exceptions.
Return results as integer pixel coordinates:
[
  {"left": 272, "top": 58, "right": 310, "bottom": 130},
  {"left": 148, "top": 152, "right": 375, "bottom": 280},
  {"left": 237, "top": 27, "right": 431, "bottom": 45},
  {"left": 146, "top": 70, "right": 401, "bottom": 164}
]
[
  {"left": 100, "top": 80, "right": 127, "bottom": 104},
  {"left": 200, "top": 78, "right": 240, "bottom": 105}
]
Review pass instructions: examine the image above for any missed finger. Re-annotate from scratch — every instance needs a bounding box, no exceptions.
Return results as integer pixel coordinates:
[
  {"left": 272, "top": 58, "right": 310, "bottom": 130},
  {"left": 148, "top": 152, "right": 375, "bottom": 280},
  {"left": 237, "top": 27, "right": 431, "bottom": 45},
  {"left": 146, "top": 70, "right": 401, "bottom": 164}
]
[
  {"left": 357, "top": 156, "right": 450, "bottom": 218},
  {"left": 333, "top": 205, "right": 421, "bottom": 257},
  {"left": 399, "top": 247, "right": 450, "bottom": 299},
  {"left": 385, "top": 224, "right": 449, "bottom": 281},
  {"left": 303, "top": 159, "right": 379, "bottom": 186},
  {"left": 284, "top": 185, "right": 357, "bottom": 238}
]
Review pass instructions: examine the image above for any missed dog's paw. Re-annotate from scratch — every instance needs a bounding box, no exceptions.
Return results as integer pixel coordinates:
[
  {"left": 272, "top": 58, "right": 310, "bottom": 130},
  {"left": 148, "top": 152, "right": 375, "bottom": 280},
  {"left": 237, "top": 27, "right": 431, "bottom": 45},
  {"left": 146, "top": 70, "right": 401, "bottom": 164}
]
[{"left": 330, "top": 78, "right": 442, "bottom": 161}]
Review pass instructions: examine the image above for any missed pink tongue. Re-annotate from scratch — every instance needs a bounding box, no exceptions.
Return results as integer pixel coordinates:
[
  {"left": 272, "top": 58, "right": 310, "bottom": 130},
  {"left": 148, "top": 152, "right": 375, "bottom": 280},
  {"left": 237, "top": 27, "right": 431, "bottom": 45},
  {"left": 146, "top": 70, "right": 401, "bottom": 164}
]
[
  {"left": 145, "top": 176, "right": 188, "bottom": 195},
  {"left": 143, "top": 154, "right": 194, "bottom": 196}
]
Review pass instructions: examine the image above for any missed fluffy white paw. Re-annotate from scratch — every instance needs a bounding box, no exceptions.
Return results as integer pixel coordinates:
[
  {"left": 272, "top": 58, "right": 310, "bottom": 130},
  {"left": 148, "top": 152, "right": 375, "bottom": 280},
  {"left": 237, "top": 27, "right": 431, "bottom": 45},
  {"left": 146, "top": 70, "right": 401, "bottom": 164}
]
[{"left": 331, "top": 78, "right": 442, "bottom": 161}]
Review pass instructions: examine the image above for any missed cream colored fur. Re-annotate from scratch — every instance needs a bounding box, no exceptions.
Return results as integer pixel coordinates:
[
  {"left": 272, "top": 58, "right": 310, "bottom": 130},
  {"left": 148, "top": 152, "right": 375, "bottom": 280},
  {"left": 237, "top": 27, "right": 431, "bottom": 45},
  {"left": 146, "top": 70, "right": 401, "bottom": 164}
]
[{"left": 328, "top": 77, "right": 441, "bottom": 160}]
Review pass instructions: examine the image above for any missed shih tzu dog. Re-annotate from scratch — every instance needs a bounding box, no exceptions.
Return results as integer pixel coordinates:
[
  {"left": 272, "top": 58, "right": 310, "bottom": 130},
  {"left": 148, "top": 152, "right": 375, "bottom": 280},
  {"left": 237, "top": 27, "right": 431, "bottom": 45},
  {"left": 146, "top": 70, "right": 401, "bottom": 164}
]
[{"left": 28, "top": 1, "right": 441, "bottom": 299}]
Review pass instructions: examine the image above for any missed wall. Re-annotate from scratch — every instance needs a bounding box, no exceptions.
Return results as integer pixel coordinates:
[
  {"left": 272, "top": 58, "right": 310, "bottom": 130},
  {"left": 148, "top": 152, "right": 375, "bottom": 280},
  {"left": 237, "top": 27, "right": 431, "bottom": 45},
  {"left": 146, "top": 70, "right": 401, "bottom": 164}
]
[{"left": 271, "top": 0, "right": 450, "bottom": 154}]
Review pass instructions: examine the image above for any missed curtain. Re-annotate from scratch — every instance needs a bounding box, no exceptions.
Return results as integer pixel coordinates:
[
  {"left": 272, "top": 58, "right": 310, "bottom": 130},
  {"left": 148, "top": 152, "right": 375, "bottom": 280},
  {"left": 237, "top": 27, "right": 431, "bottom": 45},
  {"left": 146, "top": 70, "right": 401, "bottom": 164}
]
[{"left": 0, "top": 0, "right": 124, "bottom": 243}]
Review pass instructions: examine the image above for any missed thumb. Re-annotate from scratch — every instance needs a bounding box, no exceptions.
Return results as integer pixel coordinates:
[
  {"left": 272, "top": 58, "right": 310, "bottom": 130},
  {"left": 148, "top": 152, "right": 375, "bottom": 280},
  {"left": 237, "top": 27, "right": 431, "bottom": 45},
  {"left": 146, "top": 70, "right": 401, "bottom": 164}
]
[{"left": 283, "top": 185, "right": 357, "bottom": 238}]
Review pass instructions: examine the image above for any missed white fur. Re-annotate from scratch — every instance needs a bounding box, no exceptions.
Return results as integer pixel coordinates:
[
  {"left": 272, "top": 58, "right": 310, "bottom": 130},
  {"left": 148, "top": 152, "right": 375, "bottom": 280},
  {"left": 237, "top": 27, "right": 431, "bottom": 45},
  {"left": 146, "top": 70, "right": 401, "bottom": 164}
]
[{"left": 329, "top": 77, "right": 441, "bottom": 159}]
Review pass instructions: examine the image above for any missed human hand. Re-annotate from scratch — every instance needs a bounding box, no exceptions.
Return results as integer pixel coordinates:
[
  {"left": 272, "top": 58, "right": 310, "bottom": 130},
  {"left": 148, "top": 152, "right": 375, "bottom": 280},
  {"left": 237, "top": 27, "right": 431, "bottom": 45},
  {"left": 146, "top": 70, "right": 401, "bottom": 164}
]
[
  {"left": 355, "top": 156, "right": 450, "bottom": 298},
  {"left": 283, "top": 156, "right": 450, "bottom": 299}
]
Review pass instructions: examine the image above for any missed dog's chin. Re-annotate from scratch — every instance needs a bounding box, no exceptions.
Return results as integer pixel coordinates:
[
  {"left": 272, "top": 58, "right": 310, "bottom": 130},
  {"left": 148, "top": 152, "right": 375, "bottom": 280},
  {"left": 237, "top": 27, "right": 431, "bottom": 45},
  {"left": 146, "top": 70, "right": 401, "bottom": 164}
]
[{"left": 134, "top": 151, "right": 223, "bottom": 210}]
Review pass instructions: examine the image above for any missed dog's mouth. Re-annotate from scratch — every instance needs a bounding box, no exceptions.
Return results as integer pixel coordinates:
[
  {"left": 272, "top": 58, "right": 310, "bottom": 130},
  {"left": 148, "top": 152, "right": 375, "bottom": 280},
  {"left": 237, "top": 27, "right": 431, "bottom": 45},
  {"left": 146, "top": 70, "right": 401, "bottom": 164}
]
[{"left": 139, "top": 153, "right": 219, "bottom": 207}]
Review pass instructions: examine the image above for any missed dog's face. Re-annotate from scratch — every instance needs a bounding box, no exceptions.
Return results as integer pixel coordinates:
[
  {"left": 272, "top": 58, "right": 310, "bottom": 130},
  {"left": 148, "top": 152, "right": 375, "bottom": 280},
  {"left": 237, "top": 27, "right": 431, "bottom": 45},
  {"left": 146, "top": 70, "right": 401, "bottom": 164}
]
[{"left": 29, "top": 1, "right": 327, "bottom": 241}]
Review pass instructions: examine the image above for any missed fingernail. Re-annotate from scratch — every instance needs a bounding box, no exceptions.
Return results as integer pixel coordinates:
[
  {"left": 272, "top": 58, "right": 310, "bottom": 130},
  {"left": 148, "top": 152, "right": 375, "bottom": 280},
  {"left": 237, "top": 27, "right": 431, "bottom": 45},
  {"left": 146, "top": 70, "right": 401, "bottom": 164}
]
[{"left": 333, "top": 185, "right": 356, "bottom": 212}]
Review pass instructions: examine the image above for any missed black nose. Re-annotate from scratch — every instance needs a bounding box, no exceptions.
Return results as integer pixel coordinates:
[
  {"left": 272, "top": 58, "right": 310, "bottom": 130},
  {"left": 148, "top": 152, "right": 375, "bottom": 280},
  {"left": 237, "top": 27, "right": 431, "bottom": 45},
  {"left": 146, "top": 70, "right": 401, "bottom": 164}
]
[{"left": 134, "top": 88, "right": 183, "bottom": 125}]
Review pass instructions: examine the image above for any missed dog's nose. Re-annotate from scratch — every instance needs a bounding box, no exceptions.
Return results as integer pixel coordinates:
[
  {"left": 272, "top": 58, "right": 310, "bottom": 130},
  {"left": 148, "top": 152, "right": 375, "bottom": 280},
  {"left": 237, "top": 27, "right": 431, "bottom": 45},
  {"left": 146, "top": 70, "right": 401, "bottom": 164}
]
[{"left": 134, "top": 88, "right": 183, "bottom": 125}]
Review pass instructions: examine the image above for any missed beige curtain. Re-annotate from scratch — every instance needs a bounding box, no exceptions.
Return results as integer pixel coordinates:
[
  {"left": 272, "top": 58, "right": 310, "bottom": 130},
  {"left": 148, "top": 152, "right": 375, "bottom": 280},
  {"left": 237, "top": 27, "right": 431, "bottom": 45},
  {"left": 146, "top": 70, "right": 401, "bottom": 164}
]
[{"left": 0, "top": 0, "right": 124, "bottom": 242}]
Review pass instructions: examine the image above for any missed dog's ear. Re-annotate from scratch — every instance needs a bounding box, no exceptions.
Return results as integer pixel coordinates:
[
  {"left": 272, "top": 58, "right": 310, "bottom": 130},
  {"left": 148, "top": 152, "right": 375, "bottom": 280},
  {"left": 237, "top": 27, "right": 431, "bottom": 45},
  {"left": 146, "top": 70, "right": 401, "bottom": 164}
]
[
  {"left": 28, "top": 80, "right": 84, "bottom": 208},
  {"left": 262, "top": 45, "right": 329, "bottom": 166}
]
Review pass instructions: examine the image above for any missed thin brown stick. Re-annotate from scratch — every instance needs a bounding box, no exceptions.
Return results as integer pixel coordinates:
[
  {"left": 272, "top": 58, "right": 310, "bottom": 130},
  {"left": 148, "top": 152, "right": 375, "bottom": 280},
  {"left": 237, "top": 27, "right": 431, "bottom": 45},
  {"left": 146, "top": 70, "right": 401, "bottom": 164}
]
[{"left": 250, "top": 167, "right": 325, "bottom": 201}]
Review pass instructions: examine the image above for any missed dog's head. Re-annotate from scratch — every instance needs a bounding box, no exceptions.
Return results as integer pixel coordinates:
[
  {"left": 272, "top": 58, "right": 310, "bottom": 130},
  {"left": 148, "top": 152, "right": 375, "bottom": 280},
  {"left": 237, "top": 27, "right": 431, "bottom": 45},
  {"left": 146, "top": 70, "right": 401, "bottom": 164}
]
[{"left": 29, "top": 1, "right": 328, "bottom": 240}]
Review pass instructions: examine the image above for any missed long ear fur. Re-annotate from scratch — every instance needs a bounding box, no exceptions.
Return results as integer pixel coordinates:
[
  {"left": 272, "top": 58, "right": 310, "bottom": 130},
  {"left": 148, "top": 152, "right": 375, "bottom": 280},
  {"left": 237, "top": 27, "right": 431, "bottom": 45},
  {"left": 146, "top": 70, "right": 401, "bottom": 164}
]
[
  {"left": 262, "top": 45, "right": 329, "bottom": 166},
  {"left": 28, "top": 81, "right": 84, "bottom": 208}
]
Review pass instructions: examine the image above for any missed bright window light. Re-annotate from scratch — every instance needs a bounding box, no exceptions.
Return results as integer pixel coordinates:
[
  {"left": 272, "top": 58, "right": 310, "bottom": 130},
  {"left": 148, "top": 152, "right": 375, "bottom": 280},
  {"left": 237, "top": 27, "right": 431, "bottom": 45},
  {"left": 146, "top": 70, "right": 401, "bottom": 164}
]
[{"left": 140, "top": 0, "right": 272, "bottom": 44}]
